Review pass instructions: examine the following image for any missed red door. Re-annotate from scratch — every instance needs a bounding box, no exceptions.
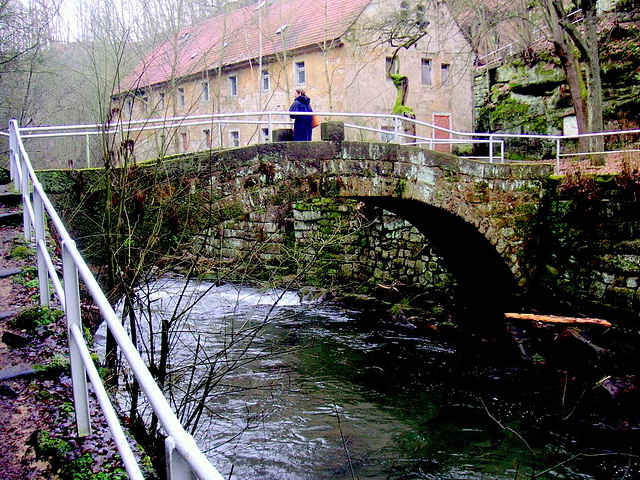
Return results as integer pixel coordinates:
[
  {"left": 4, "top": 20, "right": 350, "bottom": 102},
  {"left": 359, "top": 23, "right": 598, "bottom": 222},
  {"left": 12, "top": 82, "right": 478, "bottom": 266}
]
[{"left": 433, "top": 114, "right": 451, "bottom": 153}]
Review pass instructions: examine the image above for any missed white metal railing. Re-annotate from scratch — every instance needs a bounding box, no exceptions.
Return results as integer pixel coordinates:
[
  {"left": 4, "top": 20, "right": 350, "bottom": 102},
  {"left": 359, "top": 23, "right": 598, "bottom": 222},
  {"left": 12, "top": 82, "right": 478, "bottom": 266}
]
[
  {"left": 8, "top": 119, "right": 225, "bottom": 480},
  {"left": 477, "top": 9, "right": 584, "bottom": 68},
  {"left": 7, "top": 111, "right": 640, "bottom": 173},
  {"left": 10, "top": 111, "right": 507, "bottom": 168}
]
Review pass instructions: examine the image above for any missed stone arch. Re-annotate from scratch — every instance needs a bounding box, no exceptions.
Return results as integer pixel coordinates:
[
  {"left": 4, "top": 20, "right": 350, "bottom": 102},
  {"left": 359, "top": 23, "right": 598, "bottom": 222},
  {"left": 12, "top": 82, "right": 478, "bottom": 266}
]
[{"left": 354, "top": 197, "right": 520, "bottom": 314}]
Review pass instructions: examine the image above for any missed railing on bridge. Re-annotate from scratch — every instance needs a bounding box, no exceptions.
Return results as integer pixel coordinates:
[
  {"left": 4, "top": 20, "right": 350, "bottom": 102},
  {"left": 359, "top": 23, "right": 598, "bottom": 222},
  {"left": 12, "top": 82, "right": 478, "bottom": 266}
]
[
  {"left": 8, "top": 111, "right": 640, "bottom": 174},
  {"left": 7, "top": 119, "right": 225, "bottom": 480}
]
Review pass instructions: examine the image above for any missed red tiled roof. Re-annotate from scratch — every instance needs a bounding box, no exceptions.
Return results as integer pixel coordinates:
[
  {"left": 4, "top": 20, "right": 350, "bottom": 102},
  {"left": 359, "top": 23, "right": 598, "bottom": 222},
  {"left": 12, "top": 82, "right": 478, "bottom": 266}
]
[{"left": 119, "top": 0, "right": 372, "bottom": 92}]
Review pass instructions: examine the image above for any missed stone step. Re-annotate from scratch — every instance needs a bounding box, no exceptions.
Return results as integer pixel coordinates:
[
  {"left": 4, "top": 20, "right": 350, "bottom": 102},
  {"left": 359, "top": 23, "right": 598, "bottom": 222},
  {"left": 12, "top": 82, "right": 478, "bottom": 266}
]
[
  {"left": 0, "top": 191, "right": 22, "bottom": 207},
  {"left": 0, "top": 211, "right": 22, "bottom": 227},
  {"left": 0, "top": 168, "right": 10, "bottom": 186},
  {"left": 0, "top": 364, "right": 35, "bottom": 381},
  {"left": 0, "top": 268, "right": 22, "bottom": 278}
]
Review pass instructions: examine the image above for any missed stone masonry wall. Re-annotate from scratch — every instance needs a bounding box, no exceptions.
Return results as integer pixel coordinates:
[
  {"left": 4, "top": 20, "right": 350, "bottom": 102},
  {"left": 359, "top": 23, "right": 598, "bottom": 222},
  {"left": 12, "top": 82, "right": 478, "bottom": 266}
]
[
  {"left": 526, "top": 176, "right": 640, "bottom": 323},
  {"left": 208, "top": 197, "right": 452, "bottom": 295}
]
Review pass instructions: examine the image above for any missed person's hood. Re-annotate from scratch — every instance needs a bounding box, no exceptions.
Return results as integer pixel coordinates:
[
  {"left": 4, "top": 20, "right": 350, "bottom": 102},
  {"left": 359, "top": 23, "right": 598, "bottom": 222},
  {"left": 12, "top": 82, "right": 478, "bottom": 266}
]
[{"left": 296, "top": 95, "right": 310, "bottom": 106}]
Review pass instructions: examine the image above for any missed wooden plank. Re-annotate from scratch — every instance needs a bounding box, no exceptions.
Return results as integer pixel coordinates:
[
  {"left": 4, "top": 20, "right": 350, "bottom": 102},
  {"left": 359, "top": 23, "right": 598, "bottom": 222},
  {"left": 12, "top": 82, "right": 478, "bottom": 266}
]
[{"left": 505, "top": 312, "right": 612, "bottom": 327}]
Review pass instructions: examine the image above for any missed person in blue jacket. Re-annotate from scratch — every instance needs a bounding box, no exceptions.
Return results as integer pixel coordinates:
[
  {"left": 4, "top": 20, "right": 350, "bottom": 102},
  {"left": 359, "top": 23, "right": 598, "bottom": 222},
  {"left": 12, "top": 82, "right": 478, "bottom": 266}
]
[{"left": 289, "top": 89, "right": 313, "bottom": 141}]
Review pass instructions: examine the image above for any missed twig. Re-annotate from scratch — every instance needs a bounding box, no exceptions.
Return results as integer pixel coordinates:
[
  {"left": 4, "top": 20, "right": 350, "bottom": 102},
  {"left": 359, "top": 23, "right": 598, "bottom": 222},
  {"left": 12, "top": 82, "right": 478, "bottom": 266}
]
[
  {"left": 480, "top": 398, "right": 536, "bottom": 478},
  {"left": 334, "top": 404, "right": 357, "bottom": 480}
]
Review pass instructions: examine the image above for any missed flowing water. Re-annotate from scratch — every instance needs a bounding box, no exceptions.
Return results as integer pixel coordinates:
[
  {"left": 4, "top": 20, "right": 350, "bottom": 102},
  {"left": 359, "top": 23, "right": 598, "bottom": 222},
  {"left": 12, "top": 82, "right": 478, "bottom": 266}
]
[{"left": 98, "top": 280, "right": 640, "bottom": 479}]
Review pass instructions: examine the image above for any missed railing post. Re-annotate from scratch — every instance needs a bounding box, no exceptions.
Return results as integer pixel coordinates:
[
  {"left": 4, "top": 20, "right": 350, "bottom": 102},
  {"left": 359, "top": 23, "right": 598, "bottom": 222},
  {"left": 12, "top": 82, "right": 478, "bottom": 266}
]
[
  {"left": 85, "top": 133, "right": 91, "bottom": 168},
  {"left": 394, "top": 116, "right": 400, "bottom": 144},
  {"left": 34, "top": 189, "right": 50, "bottom": 308},
  {"left": 556, "top": 137, "right": 561, "bottom": 172},
  {"left": 489, "top": 134, "right": 494, "bottom": 163},
  {"left": 62, "top": 240, "right": 91, "bottom": 437},
  {"left": 500, "top": 140, "right": 505, "bottom": 163},
  {"left": 21, "top": 150, "right": 31, "bottom": 242},
  {"left": 218, "top": 122, "right": 223, "bottom": 148},
  {"left": 166, "top": 436, "right": 196, "bottom": 480},
  {"left": 267, "top": 113, "right": 273, "bottom": 143},
  {"left": 9, "top": 121, "right": 17, "bottom": 186}
]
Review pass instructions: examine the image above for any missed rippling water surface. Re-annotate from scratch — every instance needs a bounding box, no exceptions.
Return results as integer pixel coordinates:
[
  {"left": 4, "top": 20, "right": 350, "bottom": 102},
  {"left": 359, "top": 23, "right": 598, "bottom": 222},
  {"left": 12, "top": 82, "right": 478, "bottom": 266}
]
[{"left": 98, "top": 279, "right": 638, "bottom": 479}]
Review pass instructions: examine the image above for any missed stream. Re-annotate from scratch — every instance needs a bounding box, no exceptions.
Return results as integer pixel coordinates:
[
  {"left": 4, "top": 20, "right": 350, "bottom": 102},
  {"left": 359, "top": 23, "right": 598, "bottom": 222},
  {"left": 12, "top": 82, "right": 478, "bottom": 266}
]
[{"left": 98, "top": 279, "right": 640, "bottom": 479}]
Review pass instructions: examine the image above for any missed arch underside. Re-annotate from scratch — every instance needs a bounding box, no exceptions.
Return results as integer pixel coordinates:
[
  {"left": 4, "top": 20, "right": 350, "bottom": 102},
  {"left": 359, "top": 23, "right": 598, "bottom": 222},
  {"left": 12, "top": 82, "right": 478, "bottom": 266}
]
[{"left": 352, "top": 196, "right": 519, "bottom": 315}]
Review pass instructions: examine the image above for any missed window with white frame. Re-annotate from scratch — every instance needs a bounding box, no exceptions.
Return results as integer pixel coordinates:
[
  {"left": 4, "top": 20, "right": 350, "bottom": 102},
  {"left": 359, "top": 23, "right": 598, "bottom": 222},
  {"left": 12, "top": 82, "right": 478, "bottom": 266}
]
[
  {"left": 138, "top": 91, "right": 149, "bottom": 113},
  {"left": 421, "top": 58, "right": 432, "bottom": 85},
  {"left": 159, "top": 92, "right": 165, "bottom": 110},
  {"left": 181, "top": 132, "right": 188, "bottom": 151},
  {"left": 262, "top": 69, "right": 270, "bottom": 91},
  {"left": 201, "top": 81, "right": 210, "bottom": 102},
  {"left": 229, "top": 130, "right": 240, "bottom": 147},
  {"left": 228, "top": 75, "right": 238, "bottom": 96},
  {"left": 294, "top": 61, "right": 306, "bottom": 86},
  {"left": 178, "top": 88, "right": 185, "bottom": 107},
  {"left": 441, "top": 63, "right": 451, "bottom": 85},
  {"left": 261, "top": 128, "right": 270, "bottom": 143},
  {"left": 385, "top": 56, "right": 398, "bottom": 81}
]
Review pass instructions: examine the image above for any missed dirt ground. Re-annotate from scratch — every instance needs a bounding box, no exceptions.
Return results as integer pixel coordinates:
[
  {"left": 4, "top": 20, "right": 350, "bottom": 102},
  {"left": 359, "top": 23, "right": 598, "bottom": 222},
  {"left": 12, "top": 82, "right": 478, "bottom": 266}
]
[
  {"left": 0, "top": 222, "right": 139, "bottom": 479},
  {"left": 0, "top": 223, "right": 61, "bottom": 478}
]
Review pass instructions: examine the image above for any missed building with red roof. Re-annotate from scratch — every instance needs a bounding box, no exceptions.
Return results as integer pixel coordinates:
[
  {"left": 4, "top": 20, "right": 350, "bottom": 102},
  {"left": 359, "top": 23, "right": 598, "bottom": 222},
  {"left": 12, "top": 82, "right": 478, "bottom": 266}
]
[{"left": 113, "top": 0, "right": 474, "bottom": 158}]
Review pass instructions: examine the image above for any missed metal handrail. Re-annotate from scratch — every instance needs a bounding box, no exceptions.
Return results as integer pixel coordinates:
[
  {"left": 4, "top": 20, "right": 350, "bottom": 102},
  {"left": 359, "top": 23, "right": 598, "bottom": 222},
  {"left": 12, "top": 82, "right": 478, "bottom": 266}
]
[
  {"left": 8, "top": 119, "right": 225, "bottom": 480},
  {"left": 7, "top": 111, "right": 640, "bottom": 172}
]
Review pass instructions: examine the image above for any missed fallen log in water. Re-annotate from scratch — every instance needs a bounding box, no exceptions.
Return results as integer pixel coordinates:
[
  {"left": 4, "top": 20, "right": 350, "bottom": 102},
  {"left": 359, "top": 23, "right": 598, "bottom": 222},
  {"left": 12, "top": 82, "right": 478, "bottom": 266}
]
[{"left": 505, "top": 312, "right": 612, "bottom": 328}]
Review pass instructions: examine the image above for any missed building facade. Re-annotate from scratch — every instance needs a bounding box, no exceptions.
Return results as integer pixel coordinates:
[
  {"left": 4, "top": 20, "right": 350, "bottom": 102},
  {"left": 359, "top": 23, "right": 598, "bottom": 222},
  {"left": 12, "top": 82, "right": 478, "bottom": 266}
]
[{"left": 113, "top": 0, "right": 475, "bottom": 160}]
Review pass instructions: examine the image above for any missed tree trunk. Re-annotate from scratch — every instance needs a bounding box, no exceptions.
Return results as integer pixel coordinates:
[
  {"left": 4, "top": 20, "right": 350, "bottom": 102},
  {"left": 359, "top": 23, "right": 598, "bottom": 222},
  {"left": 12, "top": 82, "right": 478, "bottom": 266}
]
[
  {"left": 546, "top": 0, "right": 590, "bottom": 153},
  {"left": 582, "top": 0, "right": 605, "bottom": 163}
]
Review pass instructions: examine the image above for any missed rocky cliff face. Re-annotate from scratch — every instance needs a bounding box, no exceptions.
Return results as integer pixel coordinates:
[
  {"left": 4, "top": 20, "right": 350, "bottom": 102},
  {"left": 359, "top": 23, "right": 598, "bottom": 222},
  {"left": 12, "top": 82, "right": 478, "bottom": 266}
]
[{"left": 473, "top": 8, "right": 640, "bottom": 158}]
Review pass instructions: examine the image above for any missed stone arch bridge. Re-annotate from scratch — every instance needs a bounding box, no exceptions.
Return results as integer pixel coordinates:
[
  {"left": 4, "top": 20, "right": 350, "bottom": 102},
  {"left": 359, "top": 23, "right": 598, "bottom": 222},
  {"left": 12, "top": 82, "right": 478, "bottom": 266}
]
[
  {"left": 160, "top": 138, "right": 554, "bottom": 308},
  {"left": 38, "top": 134, "right": 640, "bottom": 323}
]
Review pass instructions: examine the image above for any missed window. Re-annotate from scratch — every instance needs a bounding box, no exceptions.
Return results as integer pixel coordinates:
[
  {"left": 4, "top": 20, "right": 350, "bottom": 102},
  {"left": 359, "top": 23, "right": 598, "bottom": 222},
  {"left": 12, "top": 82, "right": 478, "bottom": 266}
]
[
  {"left": 178, "top": 88, "right": 185, "bottom": 107},
  {"left": 416, "top": 4, "right": 428, "bottom": 28},
  {"left": 181, "top": 132, "right": 188, "bottom": 151},
  {"left": 385, "top": 57, "right": 398, "bottom": 81},
  {"left": 441, "top": 63, "right": 450, "bottom": 85},
  {"left": 261, "top": 69, "right": 270, "bottom": 91},
  {"left": 294, "top": 61, "right": 306, "bottom": 86},
  {"left": 229, "top": 130, "right": 240, "bottom": 147},
  {"left": 201, "top": 81, "right": 210, "bottom": 102},
  {"left": 400, "top": 1, "right": 409, "bottom": 18},
  {"left": 381, "top": 125, "right": 396, "bottom": 143},
  {"left": 421, "top": 58, "right": 432, "bottom": 85},
  {"left": 261, "top": 128, "right": 270, "bottom": 143},
  {"left": 228, "top": 75, "right": 238, "bottom": 96},
  {"left": 203, "top": 129, "right": 212, "bottom": 148},
  {"left": 138, "top": 91, "right": 149, "bottom": 113},
  {"left": 159, "top": 92, "right": 165, "bottom": 110},
  {"left": 125, "top": 98, "right": 133, "bottom": 119}
]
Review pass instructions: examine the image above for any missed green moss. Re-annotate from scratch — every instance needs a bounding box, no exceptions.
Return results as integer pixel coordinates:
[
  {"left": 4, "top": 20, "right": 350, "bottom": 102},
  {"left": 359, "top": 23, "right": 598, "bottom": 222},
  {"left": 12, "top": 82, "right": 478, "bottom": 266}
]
[
  {"left": 36, "top": 430, "right": 73, "bottom": 459},
  {"left": 11, "top": 244, "right": 35, "bottom": 259},
  {"left": 36, "top": 431, "right": 128, "bottom": 480},
  {"left": 394, "top": 179, "right": 407, "bottom": 198},
  {"left": 34, "top": 354, "right": 70, "bottom": 378},
  {"left": 10, "top": 306, "right": 64, "bottom": 329}
]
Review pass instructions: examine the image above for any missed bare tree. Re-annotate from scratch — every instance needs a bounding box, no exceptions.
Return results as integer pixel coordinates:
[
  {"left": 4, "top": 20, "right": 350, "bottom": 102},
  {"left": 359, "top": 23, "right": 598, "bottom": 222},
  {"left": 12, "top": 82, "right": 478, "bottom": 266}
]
[
  {"left": 362, "top": 3, "right": 431, "bottom": 128},
  {"left": 539, "top": 0, "right": 604, "bottom": 159}
]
